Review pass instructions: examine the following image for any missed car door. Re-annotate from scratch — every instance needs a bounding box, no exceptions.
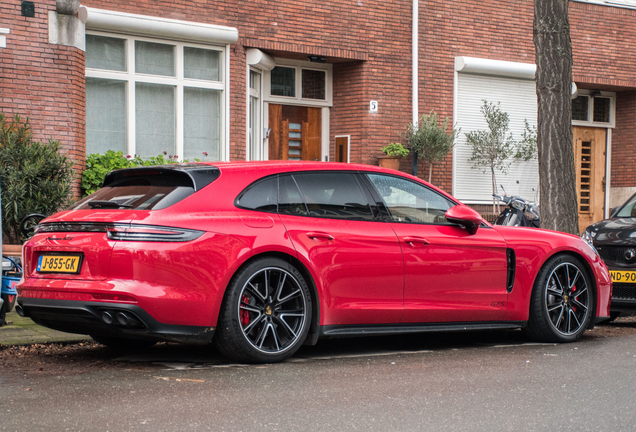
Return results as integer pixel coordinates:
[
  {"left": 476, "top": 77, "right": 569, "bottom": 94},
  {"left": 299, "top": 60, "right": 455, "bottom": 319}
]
[
  {"left": 365, "top": 173, "right": 509, "bottom": 323},
  {"left": 277, "top": 172, "right": 405, "bottom": 326}
]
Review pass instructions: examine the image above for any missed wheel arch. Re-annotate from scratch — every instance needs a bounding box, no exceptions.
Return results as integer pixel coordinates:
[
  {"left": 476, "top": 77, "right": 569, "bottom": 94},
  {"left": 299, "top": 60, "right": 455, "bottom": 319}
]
[
  {"left": 225, "top": 251, "right": 321, "bottom": 344},
  {"left": 540, "top": 250, "right": 599, "bottom": 325}
]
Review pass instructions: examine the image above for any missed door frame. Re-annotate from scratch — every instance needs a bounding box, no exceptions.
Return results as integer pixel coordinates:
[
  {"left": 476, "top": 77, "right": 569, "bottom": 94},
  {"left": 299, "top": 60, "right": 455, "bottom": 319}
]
[
  {"left": 572, "top": 125, "right": 611, "bottom": 232},
  {"left": 263, "top": 102, "right": 329, "bottom": 161},
  {"left": 334, "top": 135, "right": 351, "bottom": 163}
]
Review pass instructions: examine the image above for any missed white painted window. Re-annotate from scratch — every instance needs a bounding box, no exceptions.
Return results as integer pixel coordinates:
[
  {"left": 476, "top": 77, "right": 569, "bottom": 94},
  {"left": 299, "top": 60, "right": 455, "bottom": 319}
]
[
  {"left": 264, "top": 59, "right": 333, "bottom": 107},
  {"left": 85, "top": 32, "right": 226, "bottom": 160},
  {"left": 572, "top": 0, "right": 636, "bottom": 9},
  {"left": 571, "top": 90, "right": 616, "bottom": 128},
  {"left": 454, "top": 67, "right": 539, "bottom": 204},
  {"left": 248, "top": 68, "right": 262, "bottom": 161}
]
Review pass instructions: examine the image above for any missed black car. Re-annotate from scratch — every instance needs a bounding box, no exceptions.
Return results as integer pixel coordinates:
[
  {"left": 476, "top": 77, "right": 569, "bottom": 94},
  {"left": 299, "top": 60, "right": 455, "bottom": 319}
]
[{"left": 583, "top": 193, "right": 636, "bottom": 319}]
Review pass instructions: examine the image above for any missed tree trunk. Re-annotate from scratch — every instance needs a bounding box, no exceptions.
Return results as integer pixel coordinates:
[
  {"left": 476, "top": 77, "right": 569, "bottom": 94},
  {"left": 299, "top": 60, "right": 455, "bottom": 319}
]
[
  {"left": 491, "top": 167, "right": 499, "bottom": 214},
  {"left": 428, "top": 163, "right": 433, "bottom": 183},
  {"left": 534, "top": 0, "right": 579, "bottom": 234},
  {"left": 411, "top": 151, "right": 418, "bottom": 176}
]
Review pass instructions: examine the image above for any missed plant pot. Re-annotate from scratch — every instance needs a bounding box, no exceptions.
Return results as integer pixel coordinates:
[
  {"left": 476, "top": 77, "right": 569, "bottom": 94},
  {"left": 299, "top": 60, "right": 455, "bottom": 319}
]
[{"left": 377, "top": 156, "right": 401, "bottom": 170}]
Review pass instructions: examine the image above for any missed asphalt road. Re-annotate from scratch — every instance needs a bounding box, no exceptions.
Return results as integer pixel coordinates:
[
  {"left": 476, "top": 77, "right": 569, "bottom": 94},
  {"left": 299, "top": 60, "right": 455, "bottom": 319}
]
[{"left": 2, "top": 326, "right": 636, "bottom": 431}]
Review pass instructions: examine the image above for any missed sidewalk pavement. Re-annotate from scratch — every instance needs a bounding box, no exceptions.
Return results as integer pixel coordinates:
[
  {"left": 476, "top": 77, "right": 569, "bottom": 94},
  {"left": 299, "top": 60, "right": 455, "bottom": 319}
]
[{"left": 0, "top": 310, "right": 89, "bottom": 346}]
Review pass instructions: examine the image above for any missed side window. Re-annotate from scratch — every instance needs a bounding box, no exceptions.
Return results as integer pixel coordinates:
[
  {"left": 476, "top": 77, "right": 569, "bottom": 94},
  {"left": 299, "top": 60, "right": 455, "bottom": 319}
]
[
  {"left": 367, "top": 174, "right": 455, "bottom": 224},
  {"left": 279, "top": 175, "right": 308, "bottom": 216},
  {"left": 293, "top": 172, "right": 374, "bottom": 221},
  {"left": 235, "top": 176, "right": 278, "bottom": 212}
]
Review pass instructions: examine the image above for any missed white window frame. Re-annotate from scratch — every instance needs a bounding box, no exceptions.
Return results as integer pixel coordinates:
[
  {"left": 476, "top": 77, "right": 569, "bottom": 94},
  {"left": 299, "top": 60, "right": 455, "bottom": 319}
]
[
  {"left": 572, "top": 0, "right": 636, "bottom": 10},
  {"left": 571, "top": 89, "right": 616, "bottom": 128},
  {"left": 86, "top": 31, "right": 228, "bottom": 160},
  {"left": 247, "top": 67, "right": 263, "bottom": 161},
  {"left": 264, "top": 59, "right": 333, "bottom": 107},
  {"left": 78, "top": 6, "right": 238, "bottom": 160}
]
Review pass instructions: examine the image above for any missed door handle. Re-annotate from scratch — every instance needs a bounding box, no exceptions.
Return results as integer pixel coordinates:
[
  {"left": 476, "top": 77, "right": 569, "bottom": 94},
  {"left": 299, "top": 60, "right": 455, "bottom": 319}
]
[
  {"left": 402, "top": 236, "right": 430, "bottom": 246},
  {"left": 306, "top": 232, "right": 335, "bottom": 241}
]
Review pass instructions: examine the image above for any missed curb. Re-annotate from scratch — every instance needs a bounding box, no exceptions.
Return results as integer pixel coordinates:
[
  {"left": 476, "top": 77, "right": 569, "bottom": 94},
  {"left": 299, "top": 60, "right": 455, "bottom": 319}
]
[{"left": 0, "top": 310, "right": 90, "bottom": 346}]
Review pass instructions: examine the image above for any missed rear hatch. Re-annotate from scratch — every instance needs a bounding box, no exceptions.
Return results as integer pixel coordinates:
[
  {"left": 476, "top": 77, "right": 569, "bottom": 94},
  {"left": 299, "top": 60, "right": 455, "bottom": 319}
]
[{"left": 24, "top": 164, "right": 220, "bottom": 281}]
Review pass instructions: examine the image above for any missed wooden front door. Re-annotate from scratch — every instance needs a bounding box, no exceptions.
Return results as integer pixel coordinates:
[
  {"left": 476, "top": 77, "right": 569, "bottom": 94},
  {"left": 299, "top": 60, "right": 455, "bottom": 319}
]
[
  {"left": 268, "top": 104, "right": 321, "bottom": 161},
  {"left": 573, "top": 126, "right": 606, "bottom": 234}
]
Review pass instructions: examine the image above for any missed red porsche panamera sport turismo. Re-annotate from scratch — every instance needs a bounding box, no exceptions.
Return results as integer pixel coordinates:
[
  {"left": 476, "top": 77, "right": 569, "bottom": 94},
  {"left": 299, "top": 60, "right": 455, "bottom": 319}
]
[{"left": 16, "top": 162, "right": 611, "bottom": 363}]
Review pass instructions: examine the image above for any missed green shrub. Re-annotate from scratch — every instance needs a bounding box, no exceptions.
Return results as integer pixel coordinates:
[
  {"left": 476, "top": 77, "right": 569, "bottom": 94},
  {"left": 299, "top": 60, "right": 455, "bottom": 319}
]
[
  {"left": 381, "top": 142, "right": 410, "bottom": 158},
  {"left": 0, "top": 114, "right": 74, "bottom": 244}
]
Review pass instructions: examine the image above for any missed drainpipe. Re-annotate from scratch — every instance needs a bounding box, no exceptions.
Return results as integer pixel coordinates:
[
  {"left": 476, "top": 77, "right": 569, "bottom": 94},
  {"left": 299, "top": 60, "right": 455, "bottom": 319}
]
[{"left": 411, "top": 0, "right": 419, "bottom": 176}]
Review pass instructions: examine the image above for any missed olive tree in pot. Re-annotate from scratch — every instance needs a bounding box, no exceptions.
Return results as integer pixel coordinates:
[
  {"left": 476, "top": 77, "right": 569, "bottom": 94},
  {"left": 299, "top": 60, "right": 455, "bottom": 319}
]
[
  {"left": 378, "top": 143, "right": 409, "bottom": 170},
  {"left": 0, "top": 114, "right": 74, "bottom": 245},
  {"left": 402, "top": 111, "right": 459, "bottom": 184}
]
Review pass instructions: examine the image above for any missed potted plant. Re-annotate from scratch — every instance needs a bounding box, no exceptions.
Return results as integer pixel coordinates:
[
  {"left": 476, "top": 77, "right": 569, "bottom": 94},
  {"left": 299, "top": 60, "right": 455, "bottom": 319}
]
[
  {"left": 402, "top": 111, "right": 459, "bottom": 184},
  {"left": 378, "top": 142, "right": 409, "bottom": 170}
]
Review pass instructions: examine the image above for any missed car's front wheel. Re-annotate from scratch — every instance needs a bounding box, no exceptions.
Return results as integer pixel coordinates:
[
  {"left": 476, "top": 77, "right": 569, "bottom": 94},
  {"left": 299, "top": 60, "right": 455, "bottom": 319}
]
[
  {"left": 214, "top": 257, "right": 312, "bottom": 363},
  {"left": 524, "top": 254, "right": 593, "bottom": 342}
]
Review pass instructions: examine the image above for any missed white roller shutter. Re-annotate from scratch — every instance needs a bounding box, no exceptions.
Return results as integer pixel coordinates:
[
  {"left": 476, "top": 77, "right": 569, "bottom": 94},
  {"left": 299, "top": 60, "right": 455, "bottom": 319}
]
[{"left": 454, "top": 71, "right": 538, "bottom": 204}]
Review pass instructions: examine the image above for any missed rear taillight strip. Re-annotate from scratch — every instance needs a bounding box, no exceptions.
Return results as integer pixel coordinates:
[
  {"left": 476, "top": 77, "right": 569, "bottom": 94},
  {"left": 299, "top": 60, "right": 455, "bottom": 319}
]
[
  {"left": 107, "top": 224, "right": 204, "bottom": 242},
  {"left": 36, "top": 222, "right": 110, "bottom": 233},
  {"left": 37, "top": 222, "right": 204, "bottom": 242}
]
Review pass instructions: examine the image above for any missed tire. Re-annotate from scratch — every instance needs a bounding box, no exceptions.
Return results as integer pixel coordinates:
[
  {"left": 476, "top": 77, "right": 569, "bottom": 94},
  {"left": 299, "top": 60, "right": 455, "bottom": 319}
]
[
  {"left": 91, "top": 334, "right": 157, "bottom": 350},
  {"left": 524, "top": 254, "right": 594, "bottom": 343},
  {"left": 214, "top": 257, "right": 312, "bottom": 363}
]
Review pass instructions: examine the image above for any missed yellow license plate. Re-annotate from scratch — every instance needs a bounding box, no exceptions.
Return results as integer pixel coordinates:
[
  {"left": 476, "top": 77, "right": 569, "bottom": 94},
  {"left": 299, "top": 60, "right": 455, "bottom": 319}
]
[
  {"left": 37, "top": 255, "right": 82, "bottom": 274},
  {"left": 610, "top": 270, "right": 636, "bottom": 284}
]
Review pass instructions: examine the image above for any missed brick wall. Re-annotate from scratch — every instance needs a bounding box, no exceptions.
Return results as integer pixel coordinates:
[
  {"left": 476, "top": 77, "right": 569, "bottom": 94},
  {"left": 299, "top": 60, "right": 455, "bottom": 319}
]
[
  {"left": 0, "top": 0, "right": 86, "bottom": 191},
  {"left": 3, "top": 0, "right": 636, "bottom": 196},
  {"left": 611, "top": 91, "right": 636, "bottom": 188}
]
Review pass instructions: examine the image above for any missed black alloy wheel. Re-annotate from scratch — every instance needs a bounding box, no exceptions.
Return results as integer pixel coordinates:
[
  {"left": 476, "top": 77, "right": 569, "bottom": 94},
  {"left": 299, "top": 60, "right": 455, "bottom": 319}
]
[
  {"left": 215, "top": 257, "right": 311, "bottom": 363},
  {"left": 524, "top": 254, "right": 593, "bottom": 343}
]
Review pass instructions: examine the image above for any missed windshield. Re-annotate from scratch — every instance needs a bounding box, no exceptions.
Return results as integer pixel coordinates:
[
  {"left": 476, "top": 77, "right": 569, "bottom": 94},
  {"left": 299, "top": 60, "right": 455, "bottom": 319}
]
[
  {"left": 69, "top": 174, "right": 196, "bottom": 211},
  {"left": 616, "top": 194, "right": 636, "bottom": 218}
]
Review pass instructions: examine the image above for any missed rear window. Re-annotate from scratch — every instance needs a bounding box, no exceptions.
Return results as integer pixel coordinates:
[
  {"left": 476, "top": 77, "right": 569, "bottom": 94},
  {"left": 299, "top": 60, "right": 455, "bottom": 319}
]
[{"left": 71, "top": 171, "right": 207, "bottom": 211}]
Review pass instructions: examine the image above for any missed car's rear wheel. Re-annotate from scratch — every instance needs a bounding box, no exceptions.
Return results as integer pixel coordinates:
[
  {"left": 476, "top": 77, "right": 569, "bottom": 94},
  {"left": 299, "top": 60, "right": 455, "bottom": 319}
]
[
  {"left": 524, "top": 254, "right": 593, "bottom": 342},
  {"left": 214, "top": 257, "right": 312, "bottom": 363}
]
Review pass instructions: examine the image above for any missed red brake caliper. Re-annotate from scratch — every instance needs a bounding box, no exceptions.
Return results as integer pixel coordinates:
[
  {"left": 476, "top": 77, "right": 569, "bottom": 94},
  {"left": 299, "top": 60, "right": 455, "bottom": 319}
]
[{"left": 240, "top": 294, "right": 251, "bottom": 327}]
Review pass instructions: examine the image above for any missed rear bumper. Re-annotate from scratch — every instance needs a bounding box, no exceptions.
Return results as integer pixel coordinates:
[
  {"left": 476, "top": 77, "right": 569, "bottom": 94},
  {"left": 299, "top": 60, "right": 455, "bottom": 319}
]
[{"left": 17, "top": 298, "right": 215, "bottom": 344}]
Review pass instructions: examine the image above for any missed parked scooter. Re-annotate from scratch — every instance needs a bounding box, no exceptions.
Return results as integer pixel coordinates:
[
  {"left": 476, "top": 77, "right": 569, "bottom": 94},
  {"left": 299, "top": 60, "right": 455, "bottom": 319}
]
[
  {"left": 0, "top": 256, "right": 20, "bottom": 326},
  {"left": 0, "top": 214, "right": 44, "bottom": 326},
  {"left": 492, "top": 186, "right": 540, "bottom": 228}
]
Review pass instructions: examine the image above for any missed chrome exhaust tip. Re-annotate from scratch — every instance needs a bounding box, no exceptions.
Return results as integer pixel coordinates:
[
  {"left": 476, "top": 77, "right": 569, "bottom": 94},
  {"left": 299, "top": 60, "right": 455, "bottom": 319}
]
[{"left": 101, "top": 311, "right": 114, "bottom": 325}]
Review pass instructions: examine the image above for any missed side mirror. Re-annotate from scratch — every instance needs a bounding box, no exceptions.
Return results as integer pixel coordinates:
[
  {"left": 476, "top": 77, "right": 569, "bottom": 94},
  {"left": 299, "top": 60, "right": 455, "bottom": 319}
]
[{"left": 445, "top": 205, "right": 483, "bottom": 235}]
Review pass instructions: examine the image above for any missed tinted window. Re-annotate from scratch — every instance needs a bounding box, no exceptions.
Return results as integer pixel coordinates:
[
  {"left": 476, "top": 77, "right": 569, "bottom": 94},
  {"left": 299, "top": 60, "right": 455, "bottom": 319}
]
[
  {"left": 236, "top": 177, "right": 278, "bottom": 212},
  {"left": 70, "top": 173, "right": 198, "bottom": 211},
  {"left": 616, "top": 194, "right": 636, "bottom": 218},
  {"left": 279, "top": 175, "right": 308, "bottom": 216},
  {"left": 293, "top": 173, "right": 374, "bottom": 221},
  {"left": 367, "top": 174, "right": 455, "bottom": 224}
]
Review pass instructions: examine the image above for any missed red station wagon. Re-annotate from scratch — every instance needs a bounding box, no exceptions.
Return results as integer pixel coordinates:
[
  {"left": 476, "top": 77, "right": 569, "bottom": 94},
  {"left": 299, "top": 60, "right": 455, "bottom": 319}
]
[{"left": 16, "top": 162, "right": 612, "bottom": 363}]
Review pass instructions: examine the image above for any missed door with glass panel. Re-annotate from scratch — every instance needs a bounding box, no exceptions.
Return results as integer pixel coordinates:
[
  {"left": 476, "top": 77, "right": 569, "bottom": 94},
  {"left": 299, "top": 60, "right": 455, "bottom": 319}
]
[
  {"left": 573, "top": 126, "right": 606, "bottom": 234},
  {"left": 268, "top": 105, "right": 321, "bottom": 161}
]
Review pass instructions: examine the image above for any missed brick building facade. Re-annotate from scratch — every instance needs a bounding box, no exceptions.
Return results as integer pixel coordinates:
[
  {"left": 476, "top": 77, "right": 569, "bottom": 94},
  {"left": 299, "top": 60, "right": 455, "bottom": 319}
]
[{"left": 2, "top": 0, "right": 636, "bottom": 227}]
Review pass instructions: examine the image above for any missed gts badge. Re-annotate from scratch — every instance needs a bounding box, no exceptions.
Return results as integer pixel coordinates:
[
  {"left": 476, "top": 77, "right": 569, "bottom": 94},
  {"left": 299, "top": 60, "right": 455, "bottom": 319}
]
[{"left": 491, "top": 302, "right": 505, "bottom": 307}]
